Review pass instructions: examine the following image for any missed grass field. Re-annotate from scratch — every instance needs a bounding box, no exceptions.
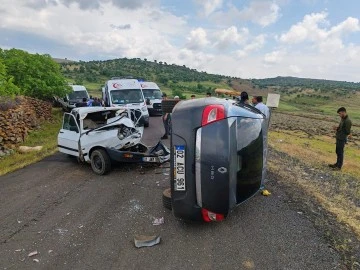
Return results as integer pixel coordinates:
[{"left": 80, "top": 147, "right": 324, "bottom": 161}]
[{"left": 0, "top": 108, "right": 63, "bottom": 176}]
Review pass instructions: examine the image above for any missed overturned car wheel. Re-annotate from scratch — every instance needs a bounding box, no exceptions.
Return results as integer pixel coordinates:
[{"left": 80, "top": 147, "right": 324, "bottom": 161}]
[
  {"left": 162, "top": 188, "right": 172, "bottom": 210},
  {"left": 90, "top": 149, "right": 112, "bottom": 175}
]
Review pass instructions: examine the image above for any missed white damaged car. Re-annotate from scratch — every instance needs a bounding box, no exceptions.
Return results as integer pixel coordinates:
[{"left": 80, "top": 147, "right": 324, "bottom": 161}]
[{"left": 58, "top": 107, "right": 170, "bottom": 175}]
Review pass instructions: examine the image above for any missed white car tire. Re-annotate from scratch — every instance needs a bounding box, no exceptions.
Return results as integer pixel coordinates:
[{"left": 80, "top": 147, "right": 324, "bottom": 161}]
[{"left": 90, "top": 149, "right": 112, "bottom": 175}]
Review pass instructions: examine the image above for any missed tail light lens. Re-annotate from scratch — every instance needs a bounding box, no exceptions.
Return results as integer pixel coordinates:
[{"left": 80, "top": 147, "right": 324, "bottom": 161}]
[
  {"left": 201, "top": 208, "right": 225, "bottom": 222},
  {"left": 201, "top": 105, "right": 225, "bottom": 126}
]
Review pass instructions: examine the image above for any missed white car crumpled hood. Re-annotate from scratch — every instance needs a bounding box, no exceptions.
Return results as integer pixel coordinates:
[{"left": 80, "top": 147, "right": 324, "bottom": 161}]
[{"left": 81, "top": 115, "right": 144, "bottom": 152}]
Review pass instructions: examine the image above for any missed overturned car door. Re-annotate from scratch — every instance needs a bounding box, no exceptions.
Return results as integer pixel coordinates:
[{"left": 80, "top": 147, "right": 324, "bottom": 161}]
[{"left": 170, "top": 98, "right": 266, "bottom": 222}]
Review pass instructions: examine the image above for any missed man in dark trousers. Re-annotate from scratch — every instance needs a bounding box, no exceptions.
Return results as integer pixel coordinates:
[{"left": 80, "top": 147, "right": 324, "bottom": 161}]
[
  {"left": 161, "top": 93, "right": 171, "bottom": 140},
  {"left": 329, "top": 107, "right": 352, "bottom": 170}
]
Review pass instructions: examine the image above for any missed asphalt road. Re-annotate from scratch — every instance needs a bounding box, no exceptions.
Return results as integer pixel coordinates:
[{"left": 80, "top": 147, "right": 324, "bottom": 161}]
[{"left": 0, "top": 117, "right": 342, "bottom": 270}]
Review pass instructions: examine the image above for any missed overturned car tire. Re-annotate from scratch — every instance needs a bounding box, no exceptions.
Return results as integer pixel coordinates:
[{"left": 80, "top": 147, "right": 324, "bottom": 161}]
[
  {"left": 161, "top": 99, "right": 181, "bottom": 114},
  {"left": 90, "top": 149, "right": 112, "bottom": 175},
  {"left": 162, "top": 188, "right": 172, "bottom": 210}
]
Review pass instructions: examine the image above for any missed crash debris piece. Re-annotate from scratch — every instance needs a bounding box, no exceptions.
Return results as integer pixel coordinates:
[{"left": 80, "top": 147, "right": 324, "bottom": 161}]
[
  {"left": 33, "top": 259, "right": 40, "bottom": 263},
  {"left": 152, "top": 217, "right": 164, "bottom": 226},
  {"left": 261, "top": 189, "right": 271, "bottom": 196},
  {"left": 18, "top": 146, "right": 43, "bottom": 153},
  {"left": 28, "top": 251, "right": 38, "bottom": 257},
  {"left": 134, "top": 235, "right": 161, "bottom": 248}
]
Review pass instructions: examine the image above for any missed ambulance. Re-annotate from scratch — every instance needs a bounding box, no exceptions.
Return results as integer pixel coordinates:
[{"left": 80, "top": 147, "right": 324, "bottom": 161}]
[
  {"left": 102, "top": 78, "right": 150, "bottom": 127},
  {"left": 140, "top": 82, "right": 163, "bottom": 116}
]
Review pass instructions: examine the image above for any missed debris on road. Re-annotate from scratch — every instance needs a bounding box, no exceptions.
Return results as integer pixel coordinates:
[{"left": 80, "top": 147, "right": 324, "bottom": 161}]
[
  {"left": 48, "top": 250, "right": 53, "bottom": 254},
  {"left": 134, "top": 235, "right": 161, "bottom": 248},
  {"left": 33, "top": 259, "right": 40, "bottom": 263},
  {"left": 18, "top": 146, "right": 43, "bottom": 153},
  {"left": 28, "top": 251, "right": 38, "bottom": 257},
  {"left": 152, "top": 217, "right": 164, "bottom": 226},
  {"left": 261, "top": 190, "right": 271, "bottom": 196},
  {"left": 55, "top": 228, "right": 68, "bottom": 235}
]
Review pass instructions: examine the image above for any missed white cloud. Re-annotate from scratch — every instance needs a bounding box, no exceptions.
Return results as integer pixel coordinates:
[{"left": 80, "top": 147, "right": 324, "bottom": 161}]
[
  {"left": 289, "top": 65, "right": 302, "bottom": 74},
  {"left": 236, "top": 34, "right": 266, "bottom": 57},
  {"left": 0, "top": 0, "right": 187, "bottom": 62},
  {"left": 195, "top": 0, "right": 223, "bottom": 16},
  {"left": 264, "top": 50, "right": 285, "bottom": 64},
  {"left": 1, "top": 1, "right": 360, "bottom": 82},
  {"left": 185, "top": 28, "right": 209, "bottom": 51},
  {"left": 213, "top": 26, "right": 249, "bottom": 50},
  {"left": 280, "top": 12, "right": 360, "bottom": 52},
  {"left": 238, "top": 1, "right": 281, "bottom": 27}
]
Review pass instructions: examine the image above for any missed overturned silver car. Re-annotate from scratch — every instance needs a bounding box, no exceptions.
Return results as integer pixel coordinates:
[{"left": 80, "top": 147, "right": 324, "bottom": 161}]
[{"left": 57, "top": 107, "right": 170, "bottom": 175}]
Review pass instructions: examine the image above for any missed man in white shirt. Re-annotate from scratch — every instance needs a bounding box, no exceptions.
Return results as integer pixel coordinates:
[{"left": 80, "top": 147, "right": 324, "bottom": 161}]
[{"left": 255, "top": 96, "right": 270, "bottom": 119}]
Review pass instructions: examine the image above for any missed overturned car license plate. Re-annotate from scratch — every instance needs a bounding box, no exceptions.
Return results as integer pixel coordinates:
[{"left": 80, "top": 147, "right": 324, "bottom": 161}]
[{"left": 174, "top": 145, "right": 185, "bottom": 191}]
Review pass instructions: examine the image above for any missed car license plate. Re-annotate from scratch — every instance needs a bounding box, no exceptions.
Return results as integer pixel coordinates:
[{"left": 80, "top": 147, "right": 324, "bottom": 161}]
[
  {"left": 174, "top": 146, "right": 185, "bottom": 191},
  {"left": 143, "top": 157, "right": 158, "bottom": 162}
]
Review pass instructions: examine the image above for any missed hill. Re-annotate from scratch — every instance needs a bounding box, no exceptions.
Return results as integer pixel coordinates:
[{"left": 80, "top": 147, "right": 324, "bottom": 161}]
[
  {"left": 252, "top": 76, "right": 360, "bottom": 91},
  {"left": 59, "top": 57, "right": 263, "bottom": 98}
]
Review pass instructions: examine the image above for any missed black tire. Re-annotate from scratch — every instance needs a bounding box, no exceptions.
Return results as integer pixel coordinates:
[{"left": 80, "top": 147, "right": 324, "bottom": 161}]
[
  {"left": 144, "top": 121, "right": 149, "bottom": 128},
  {"left": 90, "top": 149, "right": 112, "bottom": 175},
  {"left": 161, "top": 99, "right": 181, "bottom": 114},
  {"left": 162, "top": 188, "right": 172, "bottom": 210}
]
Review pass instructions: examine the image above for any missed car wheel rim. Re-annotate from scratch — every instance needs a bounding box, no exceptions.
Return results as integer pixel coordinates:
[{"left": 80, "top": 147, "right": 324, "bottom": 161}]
[{"left": 93, "top": 155, "right": 103, "bottom": 171}]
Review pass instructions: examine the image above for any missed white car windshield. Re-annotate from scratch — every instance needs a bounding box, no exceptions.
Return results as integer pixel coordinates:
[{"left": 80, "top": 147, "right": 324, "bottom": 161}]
[
  {"left": 142, "top": 89, "right": 162, "bottom": 100},
  {"left": 110, "top": 89, "right": 144, "bottom": 104}
]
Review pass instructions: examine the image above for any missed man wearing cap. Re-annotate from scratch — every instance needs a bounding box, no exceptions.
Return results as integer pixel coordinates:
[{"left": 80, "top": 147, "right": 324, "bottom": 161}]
[{"left": 329, "top": 107, "right": 352, "bottom": 170}]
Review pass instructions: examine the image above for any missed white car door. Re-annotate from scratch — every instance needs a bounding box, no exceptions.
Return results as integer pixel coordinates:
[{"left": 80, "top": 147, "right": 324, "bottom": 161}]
[{"left": 58, "top": 113, "right": 80, "bottom": 156}]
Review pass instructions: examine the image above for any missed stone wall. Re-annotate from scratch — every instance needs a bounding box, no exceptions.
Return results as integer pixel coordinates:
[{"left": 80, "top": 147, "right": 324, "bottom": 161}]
[{"left": 0, "top": 96, "right": 52, "bottom": 149}]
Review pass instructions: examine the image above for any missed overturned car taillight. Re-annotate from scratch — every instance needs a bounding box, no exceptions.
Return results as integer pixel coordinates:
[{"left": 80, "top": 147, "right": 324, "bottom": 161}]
[
  {"left": 201, "top": 208, "right": 225, "bottom": 222},
  {"left": 201, "top": 105, "right": 225, "bottom": 126}
]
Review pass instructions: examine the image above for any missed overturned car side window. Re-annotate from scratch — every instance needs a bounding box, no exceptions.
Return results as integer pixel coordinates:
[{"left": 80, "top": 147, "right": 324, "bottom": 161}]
[{"left": 63, "top": 114, "right": 79, "bottom": 133}]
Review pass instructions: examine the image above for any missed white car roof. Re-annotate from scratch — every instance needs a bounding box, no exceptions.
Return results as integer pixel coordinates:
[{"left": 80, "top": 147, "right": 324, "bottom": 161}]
[
  {"left": 140, "top": 82, "right": 160, "bottom": 90},
  {"left": 71, "top": 85, "right": 87, "bottom": 91},
  {"left": 106, "top": 79, "right": 141, "bottom": 90}
]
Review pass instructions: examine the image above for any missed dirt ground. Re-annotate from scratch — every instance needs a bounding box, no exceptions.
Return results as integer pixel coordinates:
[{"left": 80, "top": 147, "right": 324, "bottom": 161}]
[{"left": 270, "top": 112, "right": 360, "bottom": 143}]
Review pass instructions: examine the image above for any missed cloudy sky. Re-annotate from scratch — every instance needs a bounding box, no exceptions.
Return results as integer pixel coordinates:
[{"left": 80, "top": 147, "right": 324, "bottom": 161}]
[{"left": 1, "top": 0, "right": 359, "bottom": 81}]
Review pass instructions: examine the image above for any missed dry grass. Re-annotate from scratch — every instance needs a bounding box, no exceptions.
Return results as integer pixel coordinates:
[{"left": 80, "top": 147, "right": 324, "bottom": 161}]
[
  {"left": 268, "top": 130, "right": 360, "bottom": 240},
  {"left": 0, "top": 108, "right": 62, "bottom": 176},
  {"left": 269, "top": 130, "right": 360, "bottom": 177}
]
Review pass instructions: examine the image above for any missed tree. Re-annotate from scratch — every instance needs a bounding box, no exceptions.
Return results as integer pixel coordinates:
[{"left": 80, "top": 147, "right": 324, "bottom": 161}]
[
  {"left": 0, "top": 49, "right": 70, "bottom": 99},
  {"left": 0, "top": 57, "right": 21, "bottom": 97}
]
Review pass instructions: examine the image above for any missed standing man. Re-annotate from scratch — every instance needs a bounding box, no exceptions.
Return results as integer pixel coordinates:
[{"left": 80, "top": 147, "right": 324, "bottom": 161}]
[
  {"left": 255, "top": 96, "right": 270, "bottom": 118},
  {"left": 161, "top": 93, "right": 171, "bottom": 140},
  {"left": 329, "top": 107, "right": 352, "bottom": 170},
  {"left": 238, "top": 91, "right": 249, "bottom": 105},
  {"left": 191, "top": 95, "right": 196, "bottom": 99},
  {"left": 251, "top": 96, "right": 258, "bottom": 106}
]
